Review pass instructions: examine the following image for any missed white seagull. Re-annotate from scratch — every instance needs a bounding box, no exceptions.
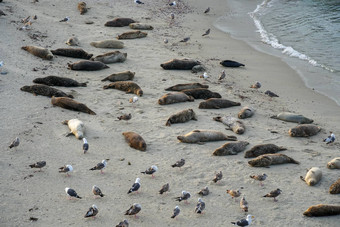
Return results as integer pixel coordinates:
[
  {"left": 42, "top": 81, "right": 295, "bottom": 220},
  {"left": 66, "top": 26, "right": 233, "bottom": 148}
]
[{"left": 128, "top": 178, "right": 141, "bottom": 194}]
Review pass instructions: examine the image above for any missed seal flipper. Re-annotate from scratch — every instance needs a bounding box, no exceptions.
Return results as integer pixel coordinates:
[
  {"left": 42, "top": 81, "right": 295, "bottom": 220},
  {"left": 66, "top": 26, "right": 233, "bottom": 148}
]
[
  {"left": 66, "top": 132, "right": 74, "bottom": 137},
  {"left": 270, "top": 115, "right": 278, "bottom": 119},
  {"left": 300, "top": 176, "right": 306, "bottom": 182}
]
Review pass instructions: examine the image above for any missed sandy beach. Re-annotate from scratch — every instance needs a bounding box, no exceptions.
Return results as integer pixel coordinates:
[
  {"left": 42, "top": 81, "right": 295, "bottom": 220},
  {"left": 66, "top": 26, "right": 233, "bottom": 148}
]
[{"left": 0, "top": 0, "right": 339, "bottom": 226}]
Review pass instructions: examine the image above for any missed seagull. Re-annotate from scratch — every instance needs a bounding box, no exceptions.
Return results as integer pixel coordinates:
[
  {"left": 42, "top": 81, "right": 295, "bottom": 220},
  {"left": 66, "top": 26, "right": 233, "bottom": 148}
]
[
  {"left": 92, "top": 185, "right": 104, "bottom": 197},
  {"left": 59, "top": 16, "right": 70, "bottom": 22},
  {"left": 65, "top": 187, "right": 82, "bottom": 199},
  {"left": 265, "top": 90, "right": 279, "bottom": 97},
  {"left": 89, "top": 159, "right": 109, "bottom": 174},
  {"left": 159, "top": 183, "right": 170, "bottom": 194},
  {"left": 163, "top": 38, "right": 169, "bottom": 44},
  {"left": 116, "top": 219, "right": 129, "bottom": 227},
  {"left": 83, "top": 138, "right": 89, "bottom": 154},
  {"left": 0, "top": 61, "right": 3, "bottom": 67},
  {"left": 263, "top": 188, "right": 282, "bottom": 202},
  {"left": 171, "top": 206, "right": 180, "bottom": 219},
  {"left": 169, "top": 1, "right": 176, "bottom": 6},
  {"left": 141, "top": 165, "right": 158, "bottom": 178},
  {"left": 202, "top": 28, "right": 210, "bottom": 36},
  {"left": 134, "top": 0, "right": 144, "bottom": 4},
  {"left": 198, "top": 186, "right": 209, "bottom": 196},
  {"left": 9, "top": 137, "right": 20, "bottom": 149},
  {"left": 204, "top": 7, "right": 210, "bottom": 14},
  {"left": 59, "top": 164, "right": 73, "bottom": 176},
  {"left": 128, "top": 178, "right": 141, "bottom": 194},
  {"left": 129, "top": 96, "right": 138, "bottom": 103},
  {"left": 29, "top": 161, "right": 46, "bottom": 171},
  {"left": 212, "top": 171, "right": 222, "bottom": 183},
  {"left": 200, "top": 72, "right": 209, "bottom": 79},
  {"left": 324, "top": 132, "right": 335, "bottom": 144},
  {"left": 171, "top": 158, "right": 185, "bottom": 169},
  {"left": 227, "top": 189, "right": 241, "bottom": 199},
  {"left": 250, "top": 81, "right": 261, "bottom": 89},
  {"left": 240, "top": 196, "right": 248, "bottom": 212},
  {"left": 125, "top": 203, "right": 141, "bottom": 218},
  {"left": 118, "top": 113, "right": 132, "bottom": 121},
  {"left": 180, "top": 37, "right": 190, "bottom": 43},
  {"left": 250, "top": 173, "right": 267, "bottom": 186},
  {"left": 170, "top": 13, "right": 175, "bottom": 20},
  {"left": 84, "top": 204, "right": 98, "bottom": 218},
  {"left": 231, "top": 214, "right": 255, "bottom": 226},
  {"left": 195, "top": 198, "right": 205, "bottom": 214},
  {"left": 175, "top": 191, "right": 191, "bottom": 203},
  {"left": 21, "top": 16, "right": 30, "bottom": 23},
  {"left": 218, "top": 70, "right": 226, "bottom": 80}
]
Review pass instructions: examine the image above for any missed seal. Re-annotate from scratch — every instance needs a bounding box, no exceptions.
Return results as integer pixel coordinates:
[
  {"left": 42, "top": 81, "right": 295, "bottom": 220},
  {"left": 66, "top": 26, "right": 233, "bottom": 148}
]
[
  {"left": 191, "top": 65, "right": 206, "bottom": 73},
  {"left": 129, "top": 23, "right": 154, "bottom": 30},
  {"left": 90, "top": 40, "right": 124, "bottom": 49},
  {"left": 165, "top": 83, "right": 208, "bottom": 91},
  {"left": 303, "top": 204, "right": 340, "bottom": 217},
  {"left": 101, "top": 71, "right": 135, "bottom": 82},
  {"left": 288, "top": 124, "right": 321, "bottom": 137},
  {"left": 62, "top": 119, "right": 85, "bottom": 139},
  {"left": 327, "top": 157, "right": 340, "bottom": 169},
  {"left": 177, "top": 130, "right": 237, "bottom": 144},
  {"left": 91, "top": 51, "right": 127, "bottom": 64},
  {"left": 51, "top": 97, "right": 96, "bottom": 115},
  {"left": 66, "top": 37, "right": 79, "bottom": 46},
  {"left": 20, "top": 84, "right": 73, "bottom": 98},
  {"left": 105, "top": 18, "right": 136, "bottom": 27},
  {"left": 271, "top": 112, "right": 313, "bottom": 124},
  {"left": 220, "top": 60, "right": 245, "bottom": 67},
  {"left": 165, "top": 108, "right": 197, "bottom": 126},
  {"left": 117, "top": 30, "right": 147, "bottom": 39},
  {"left": 77, "top": 2, "right": 88, "bottom": 15},
  {"left": 160, "top": 59, "right": 201, "bottom": 70},
  {"left": 300, "top": 167, "right": 322, "bottom": 186},
  {"left": 213, "top": 141, "right": 249, "bottom": 156},
  {"left": 33, "top": 76, "right": 87, "bottom": 87},
  {"left": 181, "top": 88, "right": 221, "bottom": 100},
  {"left": 244, "top": 144, "right": 287, "bottom": 158},
  {"left": 103, "top": 81, "right": 143, "bottom": 96},
  {"left": 67, "top": 60, "right": 109, "bottom": 71},
  {"left": 122, "top": 132, "right": 146, "bottom": 151},
  {"left": 199, "top": 98, "right": 241, "bottom": 109},
  {"left": 51, "top": 48, "right": 93, "bottom": 59},
  {"left": 238, "top": 106, "right": 255, "bottom": 119},
  {"left": 213, "top": 116, "right": 245, "bottom": 134},
  {"left": 158, "top": 92, "right": 194, "bottom": 105},
  {"left": 21, "top": 46, "right": 53, "bottom": 60},
  {"left": 248, "top": 154, "right": 299, "bottom": 167},
  {"left": 329, "top": 178, "right": 340, "bottom": 194}
]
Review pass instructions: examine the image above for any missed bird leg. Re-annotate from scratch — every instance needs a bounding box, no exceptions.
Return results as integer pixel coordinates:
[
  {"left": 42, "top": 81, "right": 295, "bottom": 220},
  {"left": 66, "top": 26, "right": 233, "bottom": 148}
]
[
  {"left": 152, "top": 174, "right": 155, "bottom": 179},
  {"left": 134, "top": 214, "right": 139, "bottom": 219},
  {"left": 274, "top": 197, "right": 278, "bottom": 202},
  {"left": 100, "top": 170, "right": 103, "bottom": 174}
]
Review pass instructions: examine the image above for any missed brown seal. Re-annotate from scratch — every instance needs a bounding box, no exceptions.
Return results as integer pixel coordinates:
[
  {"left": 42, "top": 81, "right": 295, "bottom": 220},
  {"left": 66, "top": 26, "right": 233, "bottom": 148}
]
[
  {"left": 213, "top": 141, "right": 249, "bottom": 156},
  {"left": 51, "top": 97, "right": 96, "bottom": 115},
  {"left": 199, "top": 98, "right": 241, "bottom": 109},
  {"left": 117, "top": 30, "right": 147, "bottom": 39},
  {"left": 158, "top": 92, "right": 194, "bottom": 105},
  {"left": 300, "top": 167, "right": 322, "bottom": 186},
  {"left": 165, "top": 83, "right": 208, "bottom": 91},
  {"left": 160, "top": 59, "right": 201, "bottom": 70},
  {"left": 21, "top": 85, "right": 73, "bottom": 98},
  {"left": 166, "top": 109, "right": 197, "bottom": 126},
  {"left": 213, "top": 116, "right": 245, "bottom": 134},
  {"left": 67, "top": 60, "right": 109, "bottom": 71},
  {"left": 303, "top": 204, "right": 340, "bottom": 217},
  {"left": 129, "top": 23, "right": 154, "bottom": 30},
  {"left": 271, "top": 112, "right": 314, "bottom": 124},
  {"left": 329, "top": 178, "right": 340, "bottom": 194},
  {"left": 238, "top": 106, "right": 255, "bottom": 119},
  {"left": 177, "top": 130, "right": 237, "bottom": 144},
  {"left": 90, "top": 40, "right": 124, "bottom": 49},
  {"left": 91, "top": 51, "right": 127, "bottom": 64},
  {"left": 101, "top": 71, "right": 135, "bottom": 82},
  {"left": 122, "top": 132, "right": 146, "bottom": 151},
  {"left": 77, "top": 2, "right": 88, "bottom": 15},
  {"left": 327, "top": 157, "right": 340, "bottom": 169},
  {"left": 288, "top": 124, "right": 321, "bottom": 137},
  {"left": 21, "top": 46, "right": 53, "bottom": 60},
  {"left": 103, "top": 81, "right": 143, "bottom": 96},
  {"left": 33, "top": 76, "right": 87, "bottom": 87},
  {"left": 181, "top": 88, "right": 221, "bottom": 100},
  {"left": 244, "top": 144, "right": 287, "bottom": 158},
  {"left": 105, "top": 18, "right": 136, "bottom": 27},
  {"left": 248, "top": 154, "right": 299, "bottom": 167},
  {"left": 51, "top": 48, "right": 93, "bottom": 59}
]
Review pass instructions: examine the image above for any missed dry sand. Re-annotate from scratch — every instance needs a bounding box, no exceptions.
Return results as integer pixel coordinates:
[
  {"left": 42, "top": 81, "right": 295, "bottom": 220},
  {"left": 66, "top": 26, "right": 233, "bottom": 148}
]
[{"left": 0, "top": 0, "right": 339, "bottom": 226}]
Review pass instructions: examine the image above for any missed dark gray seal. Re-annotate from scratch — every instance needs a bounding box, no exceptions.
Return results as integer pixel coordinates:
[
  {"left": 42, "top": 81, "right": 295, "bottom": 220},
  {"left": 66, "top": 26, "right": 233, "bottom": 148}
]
[
  {"left": 213, "top": 141, "right": 249, "bottom": 156},
  {"left": 21, "top": 85, "right": 73, "bottom": 98},
  {"left": 160, "top": 59, "right": 200, "bottom": 70},
  {"left": 165, "top": 83, "right": 208, "bottom": 91},
  {"left": 244, "top": 144, "right": 287, "bottom": 158},
  {"left": 50, "top": 48, "right": 93, "bottom": 59},
  {"left": 220, "top": 60, "right": 245, "bottom": 67},
  {"left": 199, "top": 98, "right": 241, "bottom": 109},
  {"left": 33, "top": 76, "right": 87, "bottom": 87},
  {"left": 166, "top": 109, "right": 197, "bottom": 126},
  {"left": 67, "top": 60, "right": 109, "bottom": 71},
  {"left": 181, "top": 88, "right": 221, "bottom": 100}
]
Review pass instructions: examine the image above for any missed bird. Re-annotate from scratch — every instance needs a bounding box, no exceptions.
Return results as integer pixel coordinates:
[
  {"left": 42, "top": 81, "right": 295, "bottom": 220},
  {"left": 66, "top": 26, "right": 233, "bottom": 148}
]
[
  {"left": 263, "top": 188, "right": 282, "bottom": 202},
  {"left": 169, "top": 1, "right": 176, "bottom": 6},
  {"left": 9, "top": 137, "right": 20, "bottom": 149},
  {"left": 250, "top": 81, "right": 261, "bottom": 89},
  {"left": 0, "top": 61, "right": 3, "bottom": 67},
  {"left": 218, "top": 70, "right": 226, "bottom": 80},
  {"left": 227, "top": 189, "right": 241, "bottom": 199},
  {"left": 240, "top": 196, "right": 248, "bottom": 212},
  {"left": 92, "top": 185, "right": 104, "bottom": 197},
  {"left": 116, "top": 219, "right": 129, "bottom": 227},
  {"left": 200, "top": 72, "right": 209, "bottom": 79},
  {"left": 212, "top": 171, "right": 222, "bottom": 183},
  {"left": 141, "top": 165, "right": 158, "bottom": 178},
  {"left": 202, "top": 28, "right": 210, "bottom": 36},
  {"left": 59, "top": 16, "right": 69, "bottom": 22},
  {"left": 179, "top": 37, "right": 190, "bottom": 43},
  {"left": 171, "top": 206, "right": 180, "bottom": 219},
  {"left": 195, "top": 198, "right": 205, "bottom": 214},
  {"left": 265, "top": 90, "right": 279, "bottom": 97},
  {"left": 58, "top": 164, "right": 73, "bottom": 176},
  {"left": 231, "top": 214, "right": 255, "bottom": 226},
  {"left": 204, "top": 7, "right": 210, "bottom": 14},
  {"left": 33, "top": 15, "right": 37, "bottom": 20},
  {"left": 198, "top": 186, "right": 209, "bottom": 196},
  {"left": 20, "top": 16, "right": 30, "bottom": 23},
  {"left": 128, "top": 178, "right": 141, "bottom": 194},
  {"left": 83, "top": 138, "right": 89, "bottom": 154},
  {"left": 324, "top": 132, "right": 335, "bottom": 144},
  {"left": 170, "top": 13, "right": 175, "bottom": 20},
  {"left": 84, "top": 204, "right": 98, "bottom": 218},
  {"left": 171, "top": 159, "right": 185, "bottom": 169},
  {"left": 65, "top": 187, "right": 81, "bottom": 199},
  {"left": 175, "top": 191, "right": 191, "bottom": 203},
  {"left": 89, "top": 159, "right": 109, "bottom": 174},
  {"left": 118, "top": 113, "right": 132, "bottom": 121},
  {"left": 0, "top": 9, "right": 6, "bottom": 16},
  {"left": 129, "top": 96, "right": 138, "bottom": 103},
  {"left": 134, "top": 0, "right": 144, "bottom": 4},
  {"left": 29, "top": 161, "right": 46, "bottom": 171},
  {"left": 250, "top": 173, "right": 267, "bottom": 186},
  {"left": 163, "top": 38, "right": 169, "bottom": 44},
  {"left": 159, "top": 183, "right": 170, "bottom": 194},
  {"left": 125, "top": 203, "right": 141, "bottom": 218}
]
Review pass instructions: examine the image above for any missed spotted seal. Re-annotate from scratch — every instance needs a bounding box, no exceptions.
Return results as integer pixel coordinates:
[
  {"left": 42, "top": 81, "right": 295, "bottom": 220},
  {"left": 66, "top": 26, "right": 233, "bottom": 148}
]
[
  {"left": 177, "top": 130, "right": 237, "bottom": 144},
  {"left": 122, "top": 132, "right": 146, "bottom": 151},
  {"left": 22, "top": 46, "right": 53, "bottom": 60},
  {"left": 244, "top": 144, "right": 287, "bottom": 158},
  {"left": 248, "top": 154, "right": 299, "bottom": 167},
  {"left": 271, "top": 112, "right": 314, "bottom": 124},
  {"left": 51, "top": 48, "right": 93, "bottom": 59},
  {"left": 165, "top": 83, "right": 208, "bottom": 91},
  {"left": 158, "top": 92, "right": 194, "bottom": 105},
  {"left": 33, "top": 76, "right": 87, "bottom": 87},
  {"left": 213, "top": 141, "right": 249, "bottom": 156},
  {"left": 103, "top": 81, "right": 143, "bottom": 96},
  {"left": 181, "top": 88, "right": 221, "bottom": 100},
  {"left": 67, "top": 60, "right": 109, "bottom": 71},
  {"left": 21, "top": 85, "right": 73, "bottom": 98},
  {"left": 166, "top": 109, "right": 197, "bottom": 126},
  {"left": 160, "top": 59, "right": 200, "bottom": 70},
  {"left": 300, "top": 167, "right": 322, "bottom": 186},
  {"left": 199, "top": 98, "right": 241, "bottom": 109},
  {"left": 288, "top": 124, "right": 321, "bottom": 137},
  {"left": 213, "top": 116, "right": 245, "bottom": 134},
  {"left": 51, "top": 97, "right": 96, "bottom": 115},
  {"left": 101, "top": 71, "right": 135, "bottom": 82}
]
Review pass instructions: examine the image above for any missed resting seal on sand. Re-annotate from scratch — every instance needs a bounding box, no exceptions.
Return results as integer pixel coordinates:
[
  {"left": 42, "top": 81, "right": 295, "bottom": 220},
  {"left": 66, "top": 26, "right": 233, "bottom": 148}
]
[
  {"left": 271, "top": 112, "right": 314, "bottom": 124},
  {"left": 91, "top": 51, "right": 127, "bottom": 64},
  {"left": 165, "top": 83, "right": 208, "bottom": 91},
  {"left": 220, "top": 60, "right": 245, "bottom": 67},
  {"left": 21, "top": 85, "right": 73, "bottom": 98},
  {"left": 90, "top": 40, "right": 124, "bottom": 49},
  {"left": 248, "top": 154, "right": 299, "bottom": 167},
  {"left": 62, "top": 119, "right": 85, "bottom": 139},
  {"left": 51, "top": 48, "right": 93, "bottom": 59},
  {"left": 166, "top": 109, "right": 197, "bottom": 126},
  {"left": 105, "top": 18, "right": 136, "bottom": 27},
  {"left": 288, "top": 124, "right": 321, "bottom": 137},
  {"left": 213, "top": 141, "right": 249, "bottom": 156},
  {"left": 129, "top": 23, "right": 154, "bottom": 30},
  {"left": 122, "top": 132, "right": 146, "bottom": 151},
  {"left": 21, "top": 46, "right": 53, "bottom": 60},
  {"left": 238, "top": 106, "right": 255, "bottom": 119},
  {"left": 244, "top": 144, "right": 286, "bottom": 158},
  {"left": 177, "top": 130, "right": 237, "bottom": 144},
  {"left": 181, "top": 88, "right": 221, "bottom": 100},
  {"left": 77, "top": 2, "right": 88, "bottom": 15},
  {"left": 103, "top": 81, "right": 143, "bottom": 96},
  {"left": 300, "top": 167, "right": 322, "bottom": 186},
  {"left": 101, "top": 71, "right": 135, "bottom": 82},
  {"left": 213, "top": 116, "right": 245, "bottom": 134},
  {"left": 329, "top": 178, "right": 340, "bottom": 194},
  {"left": 67, "top": 60, "right": 109, "bottom": 71},
  {"left": 199, "top": 98, "right": 241, "bottom": 109},
  {"left": 160, "top": 59, "right": 200, "bottom": 70},
  {"left": 158, "top": 92, "right": 194, "bottom": 105},
  {"left": 303, "top": 204, "right": 340, "bottom": 217},
  {"left": 33, "top": 76, "right": 87, "bottom": 87},
  {"left": 117, "top": 30, "right": 147, "bottom": 39},
  {"left": 51, "top": 97, "right": 96, "bottom": 115},
  {"left": 327, "top": 157, "right": 340, "bottom": 169}
]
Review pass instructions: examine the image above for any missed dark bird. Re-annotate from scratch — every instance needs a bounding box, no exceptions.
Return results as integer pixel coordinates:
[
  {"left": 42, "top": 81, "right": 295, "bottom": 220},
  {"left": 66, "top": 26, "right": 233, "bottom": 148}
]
[
  {"left": 195, "top": 198, "right": 205, "bottom": 214},
  {"left": 263, "top": 188, "right": 282, "bottom": 202},
  {"left": 125, "top": 203, "right": 141, "bottom": 218},
  {"left": 58, "top": 164, "right": 73, "bottom": 176},
  {"left": 179, "top": 37, "right": 190, "bottom": 43},
  {"left": 250, "top": 173, "right": 267, "bottom": 186},
  {"left": 84, "top": 204, "right": 98, "bottom": 218},
  {"left": 116, "top": 219, "right": 129, "bottom": 227},
  {"left": 324, "top": 132, "right": 335, "bottom": 144},
  {"left": 159, "top": 183, "right": 170, "bottom": 194},
  {"left": 171, "top": 158, "right": 185, "bottom": 169},
  {"left": 220, "top": 60, "right": 245, "bottom": 67},
  {"left": 198, "top": 186, "right": 209, "bottom": 196},
  {"left": 141, "top": 165, "right": 158, "bottom": 178},
  {"left": 92, "top": 185, "right": 104, "bottom": 197},
  {"left": 171, "top": 206, "right": 180, "bottom": 218},
  {"left": 265, "top": 90, "right": 279, "bottom": 97},
  {"left": 175, "top": 191, "right": 191, "bottom": 203},
  {"left": 169, "top": 1, "right": 176, "bottom": 6},
  {"left": 231, "top": 214, "right": 255, "bottom": 226},
  {"left": 118, "top": 113, "right": 132, "bottom": 121},
  {"left": 89, "top": 159, "right": 109, "bottom": 174},
  {"left": 65, "top": 187, "right": 82, "bottom": 199},
  {"left": 59, "top": 16, "right": 69, "bottom": 22},
  {"left": 250, "top": 81, "right": 261, "bottom": 89},
  {"left": 204, "top": 7, "right": 210, "bottom": 14},
  {"left": 212, "top": 171, "right": 222, "bottom": 183},
  {"left": 9, "top": 137, "right": 20, "bottom": 149},
  {"left": 127, "top": 178, "right": 141, "bottom": 194},
  {"left": 202, "top": 28, "right": 210, "bottom": 36},
  {"left": 29, "top": 161, "right": 46, "bottom": 171},
  {"left": 134, "top": 0, "right": 144, "bottom": 4},
  {"left": 218, "top": 70, "right": 226, "bottom": 80}
]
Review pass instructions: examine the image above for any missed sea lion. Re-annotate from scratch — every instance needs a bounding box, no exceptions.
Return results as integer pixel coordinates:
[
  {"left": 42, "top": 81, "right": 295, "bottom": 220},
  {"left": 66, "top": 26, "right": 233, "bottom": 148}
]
[
  {"left": 177, "top": 130, "right": 237, "bottom": 144},
  {"left": 181, "top": 88, "right": 221, "bottom": 100},
  {"left": 199, "top": 98, "right": 241, "bottom": 109},
  {"left": 51, "top": 97, "right": 96, "bottom": 115},
  {"left": 288, "top": 124, "right": 321, "bottom": 137},
  {"left": 77, "top": 2, "right": 88, "bottom": 15},
  {"left": 158, "top": 92, "right": 194, "bottom": 105},
  {"left": 165, "top": 109, "right": 197, "bottom": 126},
  {"left": 67, "top": 60, "right": 109, "bottom": 71},
  {"left": 65, "top": 37, "right": 79, "bottom": 46},
  {"left": 101, "top": 71, "right": 135, "bottom": 82},
  {"left": 21, "top": 46, "right": 53, "bottom": 60},
  {"left": 117, "top": 30, "right": 147, "bottom": 39},
  {"left": 248, "top": 154, "right": 299, "bottom": 167},
  {"left": 300, "top": 167, "right": 322, "bottom": 186},
  {"left": 122, "top": 132, "right": 146, "bottom": 151},
  {"left": 20, "top": 85, "right": 73, "bottom": 98},
  {"left": 213, "top": 116, "right": 245, "bottom": 134},
  {"left": 165, "top": 83, "right": 208, "bottom": 91},
  {"left": 271, "top": 112, "right": 314, "bottom": 124},
  {"left": 160, "top": 59, "right": 201, "bottom": 70},
  {"left": 129, "top": 23, "right": 154, "bottom": 30},
  {"left": 62, "top": 119, "right": 85, "bottom": 139},
  {"left": 303, "top": 204, "right": 340, "bottom": 217},
  {"left": 33, "top": 76, "right": 87, "bottom": 87},
  {"left": 103, "top": 81, "right": 143, "bottom": 96},
  {"left": 104, "top": 18, "right": 136, "bottom": 27},
  {"left": 220, "top": 60, "right": 245, "bottom": 67},
  {"left": 90, "top": 40, "right": 124, "bottom": 49},
  {"left": 244, "top": 144, "right": 287, "bottom": 158},
  {"left": 329, "top": 178, "right": 340, "bottom": 194},
  {"left": 91, "top": 51, "right": 127, "bottom": 64},
  {"left": 327, "top": 157, "right": 340, "bottom": 169},
  {"left": 51, "top": 48, "right": 93, "bottom": 59},
  {"left": 213, "top": 141, "right": 249, "bottom": 156},
  {"left": 238, "top": 106, "right": 255, "bottom": 119}
]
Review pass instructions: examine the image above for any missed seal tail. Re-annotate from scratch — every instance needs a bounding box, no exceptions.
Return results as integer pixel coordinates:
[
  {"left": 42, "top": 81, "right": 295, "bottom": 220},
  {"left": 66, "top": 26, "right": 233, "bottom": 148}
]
[
  {"left": 79, "top": 82, "right": 87, "bottom": 87},
  {"left": 101, "top": 77, "right": 109, "bottom": 82},
  {"left": 87, "top": 108, "right": 96, "bottom": 115},
  {"left": 290, "top": 158, "right": 300, "bottom": 164},
  {"left": 300, "top": 176, "right": 305, "bottom": 182},
  {"left": 270, "top": 115, "right": 278, "bottom": 119},
  {"left": 279, "top": 146, "right": 287, "bottom": 151},
  {"left": 21, "top": 46, "right": 28, "bottom": 51}
]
